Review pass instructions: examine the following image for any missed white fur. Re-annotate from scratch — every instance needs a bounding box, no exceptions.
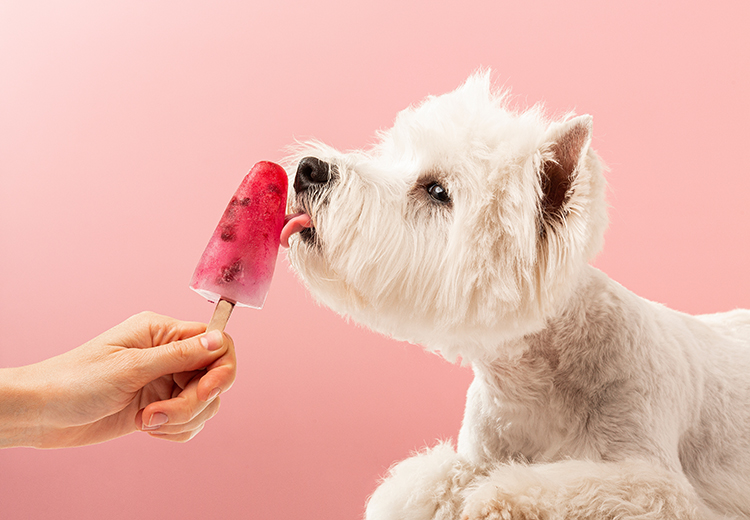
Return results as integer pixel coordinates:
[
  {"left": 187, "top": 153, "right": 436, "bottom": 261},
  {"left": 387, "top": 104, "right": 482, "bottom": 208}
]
[{"left": 285, "top": 71, "right": 750, "bottom": 519}]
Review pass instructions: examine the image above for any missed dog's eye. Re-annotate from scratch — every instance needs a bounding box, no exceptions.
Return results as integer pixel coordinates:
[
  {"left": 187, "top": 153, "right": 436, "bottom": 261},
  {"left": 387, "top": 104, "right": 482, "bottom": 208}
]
[{"left": 426, "top": 182, "right": 450, "bottom": 203}]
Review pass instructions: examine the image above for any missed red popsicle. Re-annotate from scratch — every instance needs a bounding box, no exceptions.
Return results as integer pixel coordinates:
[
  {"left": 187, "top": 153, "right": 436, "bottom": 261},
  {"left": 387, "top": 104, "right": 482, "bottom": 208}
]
[{"left": 190, "top": 161, "right": 288, "bottom": 331}]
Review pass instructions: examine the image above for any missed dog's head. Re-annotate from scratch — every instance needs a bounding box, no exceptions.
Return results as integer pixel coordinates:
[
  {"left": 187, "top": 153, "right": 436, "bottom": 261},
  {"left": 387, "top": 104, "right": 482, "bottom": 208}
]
[{"left": 281, "top": 71, "right": 607, "bottom": 362}]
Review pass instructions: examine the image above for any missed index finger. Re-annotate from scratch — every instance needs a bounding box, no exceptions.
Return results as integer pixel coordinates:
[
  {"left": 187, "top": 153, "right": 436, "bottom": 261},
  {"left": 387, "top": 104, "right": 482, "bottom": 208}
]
[{"left": 113, "top": 311, "right": 208, "bottom": 349}]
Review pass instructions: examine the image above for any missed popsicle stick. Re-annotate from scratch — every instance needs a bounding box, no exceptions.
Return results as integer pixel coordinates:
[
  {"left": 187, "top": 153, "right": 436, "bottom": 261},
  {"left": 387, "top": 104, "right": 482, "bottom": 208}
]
[{"left": 206, "top": 298, "right": 235, "bottom": 332}]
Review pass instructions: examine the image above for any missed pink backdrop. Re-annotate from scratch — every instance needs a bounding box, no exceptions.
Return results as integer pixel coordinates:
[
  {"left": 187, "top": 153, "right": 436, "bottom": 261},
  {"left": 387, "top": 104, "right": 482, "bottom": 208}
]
[{"left": 1, "top": 1, "right": 748, "bottom": 518}]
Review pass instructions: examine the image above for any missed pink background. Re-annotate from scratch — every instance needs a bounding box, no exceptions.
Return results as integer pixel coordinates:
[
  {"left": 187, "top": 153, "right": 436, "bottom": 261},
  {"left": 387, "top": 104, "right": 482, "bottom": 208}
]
[{"left": 1, "top": 1, "right": 748, "bottom": 518}]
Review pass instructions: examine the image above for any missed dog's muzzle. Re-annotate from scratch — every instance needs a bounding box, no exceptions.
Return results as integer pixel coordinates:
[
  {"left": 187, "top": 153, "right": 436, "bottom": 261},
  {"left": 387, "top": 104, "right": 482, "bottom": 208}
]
[{"left": 281, "top": 157, "right": 336, "bottom": 248}]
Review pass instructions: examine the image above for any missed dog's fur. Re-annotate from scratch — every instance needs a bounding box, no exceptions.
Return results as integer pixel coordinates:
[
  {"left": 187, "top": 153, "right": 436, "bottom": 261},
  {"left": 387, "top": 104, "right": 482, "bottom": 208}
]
[{"left": 283, "top": 71, "right": 750, "bottom": 519}]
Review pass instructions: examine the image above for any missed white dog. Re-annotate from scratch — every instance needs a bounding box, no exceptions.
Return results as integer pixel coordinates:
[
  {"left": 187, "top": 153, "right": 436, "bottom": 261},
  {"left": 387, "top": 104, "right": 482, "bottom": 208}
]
[{"left": 280, "top": 71, "right": 750, "bottom": 519}]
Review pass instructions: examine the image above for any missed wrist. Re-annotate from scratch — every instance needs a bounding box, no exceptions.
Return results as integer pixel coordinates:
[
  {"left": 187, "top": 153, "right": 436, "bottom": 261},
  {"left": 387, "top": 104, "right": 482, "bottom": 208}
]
[{"left": 0, "top": 366, "right": 45, "bottom": 448}]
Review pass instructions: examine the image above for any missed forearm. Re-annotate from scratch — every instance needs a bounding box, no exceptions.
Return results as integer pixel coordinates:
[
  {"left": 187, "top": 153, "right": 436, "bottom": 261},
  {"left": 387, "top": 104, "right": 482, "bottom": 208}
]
[{"left": 0, "top": 366, "right": 44, "bottom": 448}]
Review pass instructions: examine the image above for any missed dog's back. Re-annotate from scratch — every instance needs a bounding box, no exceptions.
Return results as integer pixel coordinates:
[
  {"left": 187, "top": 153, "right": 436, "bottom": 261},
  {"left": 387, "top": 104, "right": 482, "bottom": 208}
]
[
  {"left": 698, "top": 309, "right": 750, "bottom": 342},
  {"left": 676, "top": 309, "right": 750, "bottom": 516}
]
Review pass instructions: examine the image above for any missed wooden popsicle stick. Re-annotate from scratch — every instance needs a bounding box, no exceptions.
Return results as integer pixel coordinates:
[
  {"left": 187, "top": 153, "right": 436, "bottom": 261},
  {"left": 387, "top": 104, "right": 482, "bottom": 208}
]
[{"left": 206, "top": 298, "right": 235, "bottom": 332}]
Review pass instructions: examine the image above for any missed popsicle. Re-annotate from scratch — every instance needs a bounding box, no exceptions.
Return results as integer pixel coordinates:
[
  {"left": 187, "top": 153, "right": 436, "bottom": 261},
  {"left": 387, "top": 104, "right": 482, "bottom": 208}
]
[{"left": 190, "top": 161, "right": 288, "bottom": 331}]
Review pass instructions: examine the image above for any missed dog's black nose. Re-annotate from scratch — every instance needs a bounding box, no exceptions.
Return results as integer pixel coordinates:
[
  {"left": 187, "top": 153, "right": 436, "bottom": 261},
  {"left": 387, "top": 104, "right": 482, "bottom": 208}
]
[{"left": 294, "top": 156, "right": 332, "bottom": 193}]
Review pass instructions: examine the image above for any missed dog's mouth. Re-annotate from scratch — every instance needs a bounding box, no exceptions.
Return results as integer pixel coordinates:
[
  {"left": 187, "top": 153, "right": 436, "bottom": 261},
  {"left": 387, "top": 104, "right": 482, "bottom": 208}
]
[{"left": 280, "top": 212, "right": 314, "bottom": 248}]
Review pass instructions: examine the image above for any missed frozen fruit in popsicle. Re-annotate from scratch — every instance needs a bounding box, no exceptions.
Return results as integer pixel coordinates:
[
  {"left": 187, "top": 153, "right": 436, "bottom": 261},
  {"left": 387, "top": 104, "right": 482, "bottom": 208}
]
[{"left": 190, "top": 161, "right": 288, "bottom": 309}]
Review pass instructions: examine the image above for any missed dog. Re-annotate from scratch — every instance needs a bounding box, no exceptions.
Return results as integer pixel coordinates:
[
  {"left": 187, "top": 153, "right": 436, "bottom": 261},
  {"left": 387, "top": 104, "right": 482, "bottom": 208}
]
[{"left": 279, "top": 71, "right": 750, "bottom": 519}]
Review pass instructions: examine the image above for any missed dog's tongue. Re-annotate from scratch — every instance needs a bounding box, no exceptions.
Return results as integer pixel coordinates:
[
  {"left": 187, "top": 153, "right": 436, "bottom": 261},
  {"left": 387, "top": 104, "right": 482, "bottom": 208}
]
[{"left": 280, "top": 213, "right": 312, "bottom": 248}]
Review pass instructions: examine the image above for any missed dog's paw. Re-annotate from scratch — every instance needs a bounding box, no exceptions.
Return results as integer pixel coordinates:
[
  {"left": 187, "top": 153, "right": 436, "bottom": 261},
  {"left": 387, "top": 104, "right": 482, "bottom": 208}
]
[
  {"left": 461, "top": 480, "right": 547, "bottom": 520},
  {"left": 460, "top": 464, "right": 557, "bottom": 520},
  {"left": 365, "top": 443, "right": 481, "bottom": 520}
]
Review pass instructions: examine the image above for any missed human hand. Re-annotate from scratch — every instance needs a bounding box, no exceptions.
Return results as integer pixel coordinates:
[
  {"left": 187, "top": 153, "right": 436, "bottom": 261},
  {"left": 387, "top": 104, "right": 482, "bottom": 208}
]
[{"left": 3, "top": 311, "right": 236, "bottom": 448}]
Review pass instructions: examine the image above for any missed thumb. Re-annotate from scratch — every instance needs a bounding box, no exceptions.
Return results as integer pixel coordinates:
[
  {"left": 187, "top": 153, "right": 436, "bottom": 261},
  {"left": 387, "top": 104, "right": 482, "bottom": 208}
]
[{"left": 135, "top": 330, "right": 226, "bottom": 384}]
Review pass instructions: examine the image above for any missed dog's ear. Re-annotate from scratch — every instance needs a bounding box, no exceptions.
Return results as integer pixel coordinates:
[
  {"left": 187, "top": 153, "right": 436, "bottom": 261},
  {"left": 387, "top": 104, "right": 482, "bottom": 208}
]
[{"left": 539, "top": 115, "right": 593, "bottom": 223}]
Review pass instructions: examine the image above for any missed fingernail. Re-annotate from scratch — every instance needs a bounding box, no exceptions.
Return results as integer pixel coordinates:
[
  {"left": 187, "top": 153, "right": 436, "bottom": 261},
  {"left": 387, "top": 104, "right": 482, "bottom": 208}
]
[
  {"left": 207, "top": 388, "right": 221, "bottom": 401},
  {"left": 200, "top": 329, "right": 223, "bottom": 351},
  {"left": 147, "top": 412, "right": 169, "bottom": 428}
]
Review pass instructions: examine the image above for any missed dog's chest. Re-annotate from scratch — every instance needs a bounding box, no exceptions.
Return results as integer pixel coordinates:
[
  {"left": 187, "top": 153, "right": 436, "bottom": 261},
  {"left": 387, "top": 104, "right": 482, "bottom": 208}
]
[{"left": 460, "top": 350, "right": 610, "bottom": 464}]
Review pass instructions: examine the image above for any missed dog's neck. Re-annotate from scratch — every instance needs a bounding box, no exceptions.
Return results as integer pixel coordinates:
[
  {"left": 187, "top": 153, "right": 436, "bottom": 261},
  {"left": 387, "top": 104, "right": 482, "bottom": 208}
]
[
  {"left": 480, "top": 266, "right": 640, "bottom": 367},
  {"left": 462, "top": 266, "right": 659, "bottom": 464}
]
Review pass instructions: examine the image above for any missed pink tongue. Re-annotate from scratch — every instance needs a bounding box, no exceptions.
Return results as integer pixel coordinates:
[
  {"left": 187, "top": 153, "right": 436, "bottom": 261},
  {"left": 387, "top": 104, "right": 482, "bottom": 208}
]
[{"left": 280, "top": 213, "right": 312, "bottom": 248}]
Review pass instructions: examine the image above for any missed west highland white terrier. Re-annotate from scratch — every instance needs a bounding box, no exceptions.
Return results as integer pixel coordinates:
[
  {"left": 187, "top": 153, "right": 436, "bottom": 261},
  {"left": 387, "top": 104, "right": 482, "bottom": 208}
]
[{"left": 280, "top": 71, "right": 750, "bottom": 519}]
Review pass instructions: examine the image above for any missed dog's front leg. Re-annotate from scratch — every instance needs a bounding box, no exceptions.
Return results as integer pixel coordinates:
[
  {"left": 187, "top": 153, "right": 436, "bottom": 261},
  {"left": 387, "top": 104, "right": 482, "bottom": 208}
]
[
  {"left": 461, "top": 459, "right": 721, "bottom": 520},
  {"left": 365, "top": 443, "right": 484, "bottom": 520}
]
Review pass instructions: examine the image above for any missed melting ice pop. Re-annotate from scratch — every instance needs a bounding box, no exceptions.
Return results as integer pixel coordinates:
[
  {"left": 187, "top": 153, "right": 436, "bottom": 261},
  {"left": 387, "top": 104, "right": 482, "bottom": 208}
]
[{"left": 190, "top": 161, "right": 288, "bottom": 331}]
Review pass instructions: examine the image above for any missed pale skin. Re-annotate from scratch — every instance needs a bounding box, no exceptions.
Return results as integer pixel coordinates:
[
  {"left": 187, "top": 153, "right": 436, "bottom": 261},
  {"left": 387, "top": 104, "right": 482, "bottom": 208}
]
[{"left": 0, "top": 311, "right": 237, "bottom": 449}]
